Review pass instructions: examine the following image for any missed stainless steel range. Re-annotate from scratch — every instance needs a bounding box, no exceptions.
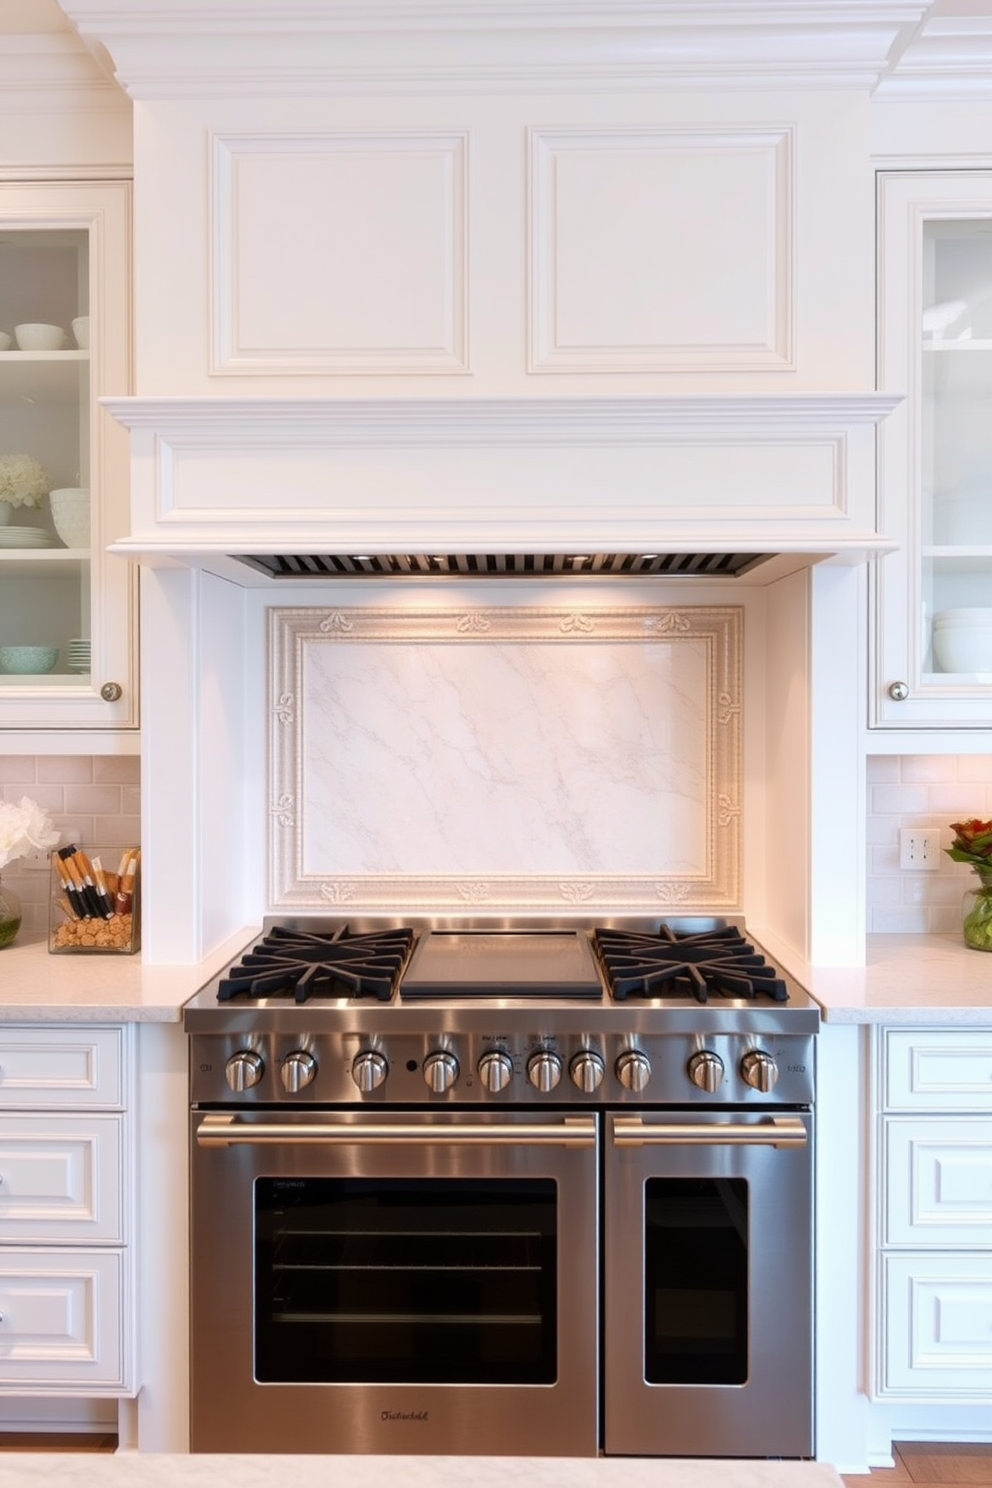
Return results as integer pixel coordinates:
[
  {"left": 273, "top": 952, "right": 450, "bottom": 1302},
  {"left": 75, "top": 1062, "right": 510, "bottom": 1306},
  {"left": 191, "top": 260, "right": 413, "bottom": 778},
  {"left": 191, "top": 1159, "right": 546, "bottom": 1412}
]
[{"left": 185, "top": 917, "right": 818, "bottom": 1459}]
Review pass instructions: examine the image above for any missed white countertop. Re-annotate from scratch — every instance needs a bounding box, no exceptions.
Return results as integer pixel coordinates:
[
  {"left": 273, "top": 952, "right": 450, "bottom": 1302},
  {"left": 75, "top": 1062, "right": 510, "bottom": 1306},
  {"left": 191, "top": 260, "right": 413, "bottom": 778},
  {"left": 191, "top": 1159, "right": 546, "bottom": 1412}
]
[{"left": 0, "top": 1456, "right": 844, "bottom": 1488}]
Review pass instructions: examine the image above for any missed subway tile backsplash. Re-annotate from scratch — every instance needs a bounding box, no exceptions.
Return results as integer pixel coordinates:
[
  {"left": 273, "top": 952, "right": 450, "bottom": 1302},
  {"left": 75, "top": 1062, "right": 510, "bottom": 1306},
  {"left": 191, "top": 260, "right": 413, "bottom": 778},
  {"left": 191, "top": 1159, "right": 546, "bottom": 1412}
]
[
  {"left": 867, "top": 754, "right": 992, "bottom": 933},
  {"left": 0, "top": 755, "right": 140, "bottom": 939}
]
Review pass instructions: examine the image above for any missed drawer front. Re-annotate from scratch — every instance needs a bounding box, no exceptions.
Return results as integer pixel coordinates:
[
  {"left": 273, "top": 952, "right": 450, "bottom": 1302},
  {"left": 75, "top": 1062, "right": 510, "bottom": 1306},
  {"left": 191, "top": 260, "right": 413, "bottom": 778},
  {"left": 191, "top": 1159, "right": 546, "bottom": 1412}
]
[
  {"left": 0, "top": 1115, "right": 123, "bottom": 1243},
  {"left": 0, "top": 1028, "right": 124, "bottom": 1109},
  {"left": 879, "top": 1253, "right": 992, "bottom": 1400},
  {"left": 0, "top": 1248, "right": 124, "bottom": 1388},
  {"left": 884, "top": 1030, "right": 992, "bottom": 1112},
  {"left": 883, "top": 1117, "right": 992, "bottom": 1248}
]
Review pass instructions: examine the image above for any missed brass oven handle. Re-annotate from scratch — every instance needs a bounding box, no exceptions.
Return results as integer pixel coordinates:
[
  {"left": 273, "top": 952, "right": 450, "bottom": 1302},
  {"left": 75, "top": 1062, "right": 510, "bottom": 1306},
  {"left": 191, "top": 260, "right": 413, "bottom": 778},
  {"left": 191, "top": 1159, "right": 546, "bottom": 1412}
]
[
  {"left": 612, "top": 1115, "right": 807, "bottom": 1150},
  {"left": 196, "top": 1114, "right": 596, "bottom": 1148}
]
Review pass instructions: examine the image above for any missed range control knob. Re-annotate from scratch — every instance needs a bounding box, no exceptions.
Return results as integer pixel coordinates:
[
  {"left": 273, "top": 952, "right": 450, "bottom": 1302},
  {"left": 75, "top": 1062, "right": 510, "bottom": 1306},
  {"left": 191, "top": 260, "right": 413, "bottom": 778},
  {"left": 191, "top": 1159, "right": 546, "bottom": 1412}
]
[
  {"left": 527, "top": 1049, "right": 562, "bottom": 1093},
  {"left": 423, "top": 1050, "right": 459, "bottom": 1094},
  {"left": 352, "top": 1049, "right": 388, "bottom": 1094},
  {"left": 225, "top": 1050, "right": 264, "bottom": 1092},
  {"left": 280, "top": 1050, "right": 317, "bottom": 1093},
  {"left": 478, "top": 1050, "right": 513, "bottom": 1094},
  {"left": 740, "top": 1049, "right": 779, "bottom": 1093},
  {"left": 687, "top": 1050, "right": 725, "bottom": 1094},
  {"left": 615, "top": 1049, "right": 651, "bottom": 1093},
  {"left": 570, "top": 1050, "right": 605, "bottom": 1093}
]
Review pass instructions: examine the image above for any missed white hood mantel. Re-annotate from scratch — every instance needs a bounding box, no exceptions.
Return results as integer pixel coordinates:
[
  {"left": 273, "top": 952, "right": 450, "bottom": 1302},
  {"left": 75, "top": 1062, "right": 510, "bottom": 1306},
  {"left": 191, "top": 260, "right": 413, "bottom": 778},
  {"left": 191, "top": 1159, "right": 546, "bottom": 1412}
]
[{"left": 103, "top": 391, "right": 901, "bottom": 584}]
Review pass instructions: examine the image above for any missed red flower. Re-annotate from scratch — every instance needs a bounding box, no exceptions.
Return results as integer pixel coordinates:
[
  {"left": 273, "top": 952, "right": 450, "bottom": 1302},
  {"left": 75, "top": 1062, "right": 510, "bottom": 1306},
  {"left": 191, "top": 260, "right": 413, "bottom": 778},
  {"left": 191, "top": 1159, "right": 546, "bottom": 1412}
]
[{"left": 946, "top": 818, "right": 992, "bottom": 868}]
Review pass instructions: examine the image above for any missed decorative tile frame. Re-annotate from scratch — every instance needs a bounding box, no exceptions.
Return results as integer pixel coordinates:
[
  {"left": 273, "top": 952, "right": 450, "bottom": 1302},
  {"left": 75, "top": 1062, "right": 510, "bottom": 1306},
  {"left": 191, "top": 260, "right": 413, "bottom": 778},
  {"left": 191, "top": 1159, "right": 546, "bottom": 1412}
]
[{"left": 269, "top": 604, "right": 742, "bottom": 912}]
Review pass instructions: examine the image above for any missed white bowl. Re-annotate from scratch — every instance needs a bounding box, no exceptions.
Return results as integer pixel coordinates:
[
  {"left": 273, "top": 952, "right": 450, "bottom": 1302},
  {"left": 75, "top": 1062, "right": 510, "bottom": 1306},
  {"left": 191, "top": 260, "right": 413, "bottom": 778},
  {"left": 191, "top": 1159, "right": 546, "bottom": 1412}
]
[
  {"left": 932, "top": 626, "right": 992, "bottom": 673},
  {"left": 933, "top": 608, "right": 992, "bottom": 629},
  {"left": 72, "top": 316, "right": 90, "bottom": 350},
  {"left": 0, "top": 645, "right": 58, "bottom": 674},
  {"left": 48, "top": 487, "right": 90, "bottom": 549},
  {"left": 14, "top": 322, "right": 65, "bottom": 351}
]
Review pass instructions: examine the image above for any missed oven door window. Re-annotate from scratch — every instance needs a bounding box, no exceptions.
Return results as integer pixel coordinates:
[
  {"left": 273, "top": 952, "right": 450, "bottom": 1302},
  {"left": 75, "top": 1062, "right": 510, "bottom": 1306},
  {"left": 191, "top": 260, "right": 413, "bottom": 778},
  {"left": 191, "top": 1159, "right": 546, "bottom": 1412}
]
[
  {"left": 254, "top": 1177, "right": 558, "bottom": 1384},
  {"left": 643, "top": 1177, "right": 748, "bottom": 1385}
]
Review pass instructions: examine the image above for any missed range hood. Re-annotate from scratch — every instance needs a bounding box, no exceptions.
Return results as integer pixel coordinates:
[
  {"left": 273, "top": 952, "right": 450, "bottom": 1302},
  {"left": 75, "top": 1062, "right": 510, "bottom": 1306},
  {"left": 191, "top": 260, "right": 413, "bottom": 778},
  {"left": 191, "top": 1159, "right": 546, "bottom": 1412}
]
[{"left": 103, "top": 393, "right": 902, "bottom": 586}]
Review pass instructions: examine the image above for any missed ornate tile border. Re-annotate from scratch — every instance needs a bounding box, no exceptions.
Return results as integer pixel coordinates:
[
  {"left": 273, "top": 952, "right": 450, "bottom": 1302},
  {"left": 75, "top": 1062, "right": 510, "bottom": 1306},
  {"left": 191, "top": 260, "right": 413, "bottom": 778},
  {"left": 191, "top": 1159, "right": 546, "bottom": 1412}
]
[{"left": 269, "top": 604, "right": 742, "bottom": 912}]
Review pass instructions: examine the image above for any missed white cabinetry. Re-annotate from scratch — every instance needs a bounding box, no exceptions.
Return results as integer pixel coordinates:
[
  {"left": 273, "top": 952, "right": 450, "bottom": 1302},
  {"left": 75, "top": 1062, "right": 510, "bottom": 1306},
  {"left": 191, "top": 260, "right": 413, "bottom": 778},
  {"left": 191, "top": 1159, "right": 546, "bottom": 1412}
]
[
  {"left": 873, "top": 171, "right": 992, "bottom": 728},
  {"left": 0, "top": 1025, "right": 133, "bottom": 1393},
  {"left": 873, "top": 1027, "right": 992, "bottom": 1401},
  {"left": 0, "top": 180, "right": 136, "bottom": 732}
]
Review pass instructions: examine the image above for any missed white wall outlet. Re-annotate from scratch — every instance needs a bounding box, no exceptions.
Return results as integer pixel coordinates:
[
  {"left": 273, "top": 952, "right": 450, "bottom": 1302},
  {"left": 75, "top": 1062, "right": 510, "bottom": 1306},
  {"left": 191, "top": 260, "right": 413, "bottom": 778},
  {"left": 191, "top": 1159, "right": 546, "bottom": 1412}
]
[{"left": 899, "top": 827, "right": 942, "bottom": 872}]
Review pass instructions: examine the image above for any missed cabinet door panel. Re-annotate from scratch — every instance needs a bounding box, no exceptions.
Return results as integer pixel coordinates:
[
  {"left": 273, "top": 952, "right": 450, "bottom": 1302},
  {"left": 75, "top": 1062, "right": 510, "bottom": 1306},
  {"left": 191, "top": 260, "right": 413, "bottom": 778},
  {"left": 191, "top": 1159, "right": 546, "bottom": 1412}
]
[
  {"left": 884, "top": 1117, "right": 992, "bottom": 1247},
  {"left": 883, "top": 1029, "right": 992, "bottom": 1111},
  {"left": 0, "top": 1027, "right": 123, "bottom": 1108},
  {"left": 0, "top": 1114, "right": 122, "bottom": 1242},
  {"left": 880, "top": 1254, "right": 992, "bottom": 1400},
  {"left": 0, "top": 1248, "right": 124, "bottom": 1388}
]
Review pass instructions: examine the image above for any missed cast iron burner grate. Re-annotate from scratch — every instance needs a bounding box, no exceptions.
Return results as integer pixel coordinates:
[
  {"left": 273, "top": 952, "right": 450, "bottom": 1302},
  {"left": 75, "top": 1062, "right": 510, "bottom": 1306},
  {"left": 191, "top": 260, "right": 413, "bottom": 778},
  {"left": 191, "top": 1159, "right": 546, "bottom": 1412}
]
[
  {"left": 216, "top": 926, "right": 414, "bottom": 1004},
  {"left": 594, "top": 925, "right": 788, "bottom": 1004}
]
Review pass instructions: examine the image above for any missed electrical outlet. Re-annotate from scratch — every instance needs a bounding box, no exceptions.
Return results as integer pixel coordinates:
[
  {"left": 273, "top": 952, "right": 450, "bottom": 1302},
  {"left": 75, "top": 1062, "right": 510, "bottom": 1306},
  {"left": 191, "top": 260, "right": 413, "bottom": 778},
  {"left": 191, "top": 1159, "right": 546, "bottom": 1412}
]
[{"left": 899, "top": 828, "right": 942, "bottom": 871}]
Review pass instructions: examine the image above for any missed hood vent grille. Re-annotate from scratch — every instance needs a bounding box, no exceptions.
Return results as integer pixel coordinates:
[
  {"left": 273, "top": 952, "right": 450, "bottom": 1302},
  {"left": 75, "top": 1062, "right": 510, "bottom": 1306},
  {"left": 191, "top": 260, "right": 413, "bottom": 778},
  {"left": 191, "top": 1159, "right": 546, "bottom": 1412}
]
[{"left": 235, "top": 551, "right": 773, "bottom": 580}]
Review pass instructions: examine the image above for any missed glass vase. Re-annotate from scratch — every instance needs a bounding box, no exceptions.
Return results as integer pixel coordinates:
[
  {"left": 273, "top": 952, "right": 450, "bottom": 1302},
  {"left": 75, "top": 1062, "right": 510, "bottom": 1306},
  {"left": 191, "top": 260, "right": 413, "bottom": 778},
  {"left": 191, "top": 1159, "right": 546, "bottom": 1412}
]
[
  {"left": 0, "top": 875, "right": 23, "bottom": 948},
  {"left": 962, "top": 870, "right": 992, "bottom": 951}
]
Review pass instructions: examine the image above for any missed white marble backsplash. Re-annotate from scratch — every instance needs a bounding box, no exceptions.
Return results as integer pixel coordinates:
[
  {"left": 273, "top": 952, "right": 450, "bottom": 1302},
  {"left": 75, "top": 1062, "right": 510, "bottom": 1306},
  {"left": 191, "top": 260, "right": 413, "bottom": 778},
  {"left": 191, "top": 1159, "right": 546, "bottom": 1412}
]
[{"left": 269, "top": 604, "right": 742, "bottom": 913}]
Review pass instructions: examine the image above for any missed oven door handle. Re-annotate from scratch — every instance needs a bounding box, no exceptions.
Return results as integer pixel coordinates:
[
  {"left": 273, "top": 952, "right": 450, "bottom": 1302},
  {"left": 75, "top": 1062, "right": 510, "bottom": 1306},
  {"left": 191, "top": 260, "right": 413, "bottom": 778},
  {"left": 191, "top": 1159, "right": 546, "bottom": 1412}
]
[
  {"left": 196, "top": 1114, "right": 597, "bottom": 1147},
  {"left": 612, "top": 1115, "right": 807, "bottom": 1150}
]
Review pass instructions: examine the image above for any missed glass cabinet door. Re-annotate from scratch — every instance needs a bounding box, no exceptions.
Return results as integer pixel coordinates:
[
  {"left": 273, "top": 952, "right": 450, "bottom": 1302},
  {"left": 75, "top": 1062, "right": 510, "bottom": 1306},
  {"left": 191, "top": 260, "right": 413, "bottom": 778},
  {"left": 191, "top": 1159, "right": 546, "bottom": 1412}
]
[
  {"left": 0, "top": 181, "right": 135, "bottom": 732},
  {"left": 875, "top": 172, "right": 992, "bottom": 728}
]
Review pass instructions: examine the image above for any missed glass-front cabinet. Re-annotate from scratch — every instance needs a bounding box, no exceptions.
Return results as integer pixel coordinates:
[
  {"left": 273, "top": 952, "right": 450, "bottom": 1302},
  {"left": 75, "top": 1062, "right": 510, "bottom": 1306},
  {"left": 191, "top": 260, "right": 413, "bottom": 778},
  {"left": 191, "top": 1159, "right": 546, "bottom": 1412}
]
[
  {"left": 0, "top": 180, "right": 135, "bottom": 732},
  {"left": 873, "top": 171, "right": 992, "bottom": 728}
]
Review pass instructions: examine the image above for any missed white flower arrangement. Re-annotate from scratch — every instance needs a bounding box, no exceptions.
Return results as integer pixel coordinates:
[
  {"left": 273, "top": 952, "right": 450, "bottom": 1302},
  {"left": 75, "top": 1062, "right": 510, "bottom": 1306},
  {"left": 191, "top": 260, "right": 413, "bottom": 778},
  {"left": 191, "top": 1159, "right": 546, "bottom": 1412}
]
[
  {"left": 0, "top": 797, "right": 60, "bottom": 872},
  {"left": 0, "top": 453, "right": 50, "bottom": 509}
]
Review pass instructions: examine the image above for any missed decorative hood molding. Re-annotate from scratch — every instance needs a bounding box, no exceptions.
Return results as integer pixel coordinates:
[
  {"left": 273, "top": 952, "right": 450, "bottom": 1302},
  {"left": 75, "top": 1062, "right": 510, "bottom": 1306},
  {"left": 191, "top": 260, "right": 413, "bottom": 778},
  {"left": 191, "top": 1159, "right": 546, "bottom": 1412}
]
[{"left": 104, "top": 391, "right": 900, "bottom": 583}]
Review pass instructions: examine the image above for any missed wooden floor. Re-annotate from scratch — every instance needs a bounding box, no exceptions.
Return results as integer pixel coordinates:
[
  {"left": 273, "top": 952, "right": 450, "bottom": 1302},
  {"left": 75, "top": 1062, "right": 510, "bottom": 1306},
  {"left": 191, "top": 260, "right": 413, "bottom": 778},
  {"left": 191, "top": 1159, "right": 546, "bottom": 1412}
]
[{"left": 842, "top": 1444, "right": 992, "bottom": 1488}]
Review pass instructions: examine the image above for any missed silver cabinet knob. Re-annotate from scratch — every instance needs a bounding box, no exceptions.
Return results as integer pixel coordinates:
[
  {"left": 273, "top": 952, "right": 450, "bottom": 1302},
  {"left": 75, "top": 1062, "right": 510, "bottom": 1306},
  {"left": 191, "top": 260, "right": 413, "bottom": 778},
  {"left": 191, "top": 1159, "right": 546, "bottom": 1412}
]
[
  {"left": 740, "top": 1049, "right": 779, "bottom": 1093},
  {"left": 280, "top": 1050, "right": 317, "bottom": 1093},
  {"left": 100, "top": 682, "right": 123, "bottom": 702},
  {"left": 225, "top": 1050, "right": 264, "bottom": 1092},
  {"left": 478, "top": 1050, "right": 513, "bottom": 1094},
  {"left": 352, "top": 1049, "right": 388, "bottom": 1093},
  {"left": 527, "top": 1049, "right": 562, "bottom": 1093},
  {"left": 423, "top": 1050, "right": 459, "bottom": 1094},
  {"left": 615, "top": 1049, "right": 651, "bottom": 1092},
  {"left": 570, "top": 1050, "right": 605, "bottom": 1093},
  {"left": 888, "top": 681, "right": 909, "bottom": 701},
  {"left": 687, "top": 1050, "right": 725, "bottom": 1093}
]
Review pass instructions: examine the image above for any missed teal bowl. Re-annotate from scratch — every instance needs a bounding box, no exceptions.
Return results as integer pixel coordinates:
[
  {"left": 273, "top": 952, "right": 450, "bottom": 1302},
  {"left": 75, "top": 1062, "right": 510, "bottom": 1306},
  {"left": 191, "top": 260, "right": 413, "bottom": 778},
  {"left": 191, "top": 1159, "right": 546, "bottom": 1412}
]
[{"left": 0, "top": 645, "right": 59, "bottom": 674}]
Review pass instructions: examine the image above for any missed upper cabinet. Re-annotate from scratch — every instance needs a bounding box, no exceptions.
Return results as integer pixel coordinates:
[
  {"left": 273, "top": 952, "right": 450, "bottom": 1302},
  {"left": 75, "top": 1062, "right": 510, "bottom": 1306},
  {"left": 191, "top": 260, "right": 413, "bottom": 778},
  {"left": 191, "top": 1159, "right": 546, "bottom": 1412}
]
[
  {"left": 0, "top": 179, "right": 136, "bottom": 732},
  {"left": 873, "top": 170, "right": 992, "bottom": 729}
]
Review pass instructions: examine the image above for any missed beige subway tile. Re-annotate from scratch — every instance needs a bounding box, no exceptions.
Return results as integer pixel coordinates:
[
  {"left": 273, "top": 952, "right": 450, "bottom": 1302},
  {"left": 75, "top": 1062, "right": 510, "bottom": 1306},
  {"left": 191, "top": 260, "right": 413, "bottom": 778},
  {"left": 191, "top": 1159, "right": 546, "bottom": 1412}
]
[
  {"left": 64, "top": 786, "right": 124, "bottom": 816},
  {"left": 37, "top": 755, "right": 94, "bottom": 784},
  {"left": 93, "top": 756, "right": 141, "bottom": 785},
  {"left": 900, "top": 755, "right": 960, "bottom": 783},
  {"left": 0, "top": 756, "right": 39, "bottom": 784}
]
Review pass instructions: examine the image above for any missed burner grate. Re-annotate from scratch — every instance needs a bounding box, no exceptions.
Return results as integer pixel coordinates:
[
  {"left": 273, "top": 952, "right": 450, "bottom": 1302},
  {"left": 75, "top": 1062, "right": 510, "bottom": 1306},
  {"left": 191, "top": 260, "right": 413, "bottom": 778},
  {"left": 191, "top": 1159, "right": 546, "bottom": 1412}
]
[
  {"left": 216, "top": 926, "right": 414, "bottom": 1003},
  {"left": 594, "top": 926, "right": 788, "bottom": 1004}
]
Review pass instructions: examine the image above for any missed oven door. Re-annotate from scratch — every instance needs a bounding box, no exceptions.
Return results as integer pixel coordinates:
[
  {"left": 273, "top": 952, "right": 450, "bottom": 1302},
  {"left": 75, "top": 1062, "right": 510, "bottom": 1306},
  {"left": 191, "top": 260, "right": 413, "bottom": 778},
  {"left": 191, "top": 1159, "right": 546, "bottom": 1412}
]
[
  {"left": 603, "top": 1108, "right": 814, "bottom": 1459},
  {"left": 190, "top": 1108, "right": 599, "bottom": 1456}
]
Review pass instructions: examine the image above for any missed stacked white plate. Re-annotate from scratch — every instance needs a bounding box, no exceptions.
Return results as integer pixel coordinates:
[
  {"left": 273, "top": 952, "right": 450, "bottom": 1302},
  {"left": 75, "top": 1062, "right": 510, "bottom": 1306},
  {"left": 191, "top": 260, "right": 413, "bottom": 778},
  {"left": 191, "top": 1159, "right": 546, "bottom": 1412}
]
[
  {"left": 0, "top": 526, "right": 55, "bottom": 548},
  {"left": 932, "top": 608, "right": 992, "bottom": 673},
  {"left": 67, "top": 638, "right": 91, "bottom": 673}
]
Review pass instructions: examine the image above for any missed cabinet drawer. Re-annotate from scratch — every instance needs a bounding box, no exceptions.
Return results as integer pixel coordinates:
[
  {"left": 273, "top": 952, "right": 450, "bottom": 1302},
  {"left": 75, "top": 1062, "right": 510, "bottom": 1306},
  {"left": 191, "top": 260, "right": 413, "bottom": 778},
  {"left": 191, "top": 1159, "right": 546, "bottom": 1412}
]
[
  {"left": 0, "top": 1115, "right": 123, "bottom": 1243},
  {"left": 0, "top": 1028, "right": 124, "bottom": 1109},
  {"left": 883, "top": 1117, "right": 992, "bottom": 1248},
  {"left": 0, "top": 1248, "right": 124, "bottom": 1389},
  {"left": 879, "top": 1253, "right": 992, "bottom": 1401},
  {"left": 883, "top": 1029, "right": 992, "bottom": 1112}
]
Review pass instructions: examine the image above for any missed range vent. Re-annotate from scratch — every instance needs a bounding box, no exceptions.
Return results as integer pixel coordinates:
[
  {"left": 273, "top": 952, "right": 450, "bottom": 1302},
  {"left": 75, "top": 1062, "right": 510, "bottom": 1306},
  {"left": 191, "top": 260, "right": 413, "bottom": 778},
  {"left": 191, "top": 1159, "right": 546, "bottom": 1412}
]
[{"left": 235, "top": 552, "right": 772, "bottom": 580}]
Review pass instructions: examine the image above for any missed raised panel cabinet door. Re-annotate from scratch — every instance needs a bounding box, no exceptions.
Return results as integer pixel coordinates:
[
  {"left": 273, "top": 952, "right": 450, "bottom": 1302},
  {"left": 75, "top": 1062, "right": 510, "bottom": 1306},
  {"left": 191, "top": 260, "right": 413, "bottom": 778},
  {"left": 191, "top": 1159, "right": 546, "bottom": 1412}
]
[
  {"left": 883, "top": 1116, "right": 992, "bottom": 1249},
  {"left": 880, "top": 1253, "right": 992, "bottom": 1401},
  {"left": 883, "top": 1028, "right": 992, "bottom": 1112},
  {"left": 0, "top": 1114, "right": 123, "bottom": 1242},
  {"left": 0, "top": 1248, "right": 124, "bottom": 1388},
  {"left": 0, "top": 1026, "right": 124, "bottom": 1109}
]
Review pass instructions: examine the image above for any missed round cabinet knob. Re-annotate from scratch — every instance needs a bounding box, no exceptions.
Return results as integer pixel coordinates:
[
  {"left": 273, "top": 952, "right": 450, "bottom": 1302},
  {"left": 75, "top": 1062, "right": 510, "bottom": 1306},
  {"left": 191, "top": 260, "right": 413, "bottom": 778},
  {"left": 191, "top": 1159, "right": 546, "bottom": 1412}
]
[
  {"left": 280, "top": 1050, "right": 317, "bottom": 1093},
  {"left": 687, "top": 1050, "right": 725, "bottom": 1094},
  {"left": 740, "top": 1049, "right": 779, "bottom": 1093},
  {"left": 352, "top": 1050, "right": 388, "bottom": 1094},
  {"left": 527, "top": 1049, "right": 562, "bottom": 1093},
  {"left": 888, "top": 681, "right": 909, "bottom": 702},
  {"left": 570, "top": 1050, "right": 605, "bottom": 1093},
  {"left": 478, "top": 1050, "right": 513, "bottom": 1094},
  {"left": 100, "top": 682, "right": 123, "bottom": 703},
  {"left": 423, "top": 1050, "right": 459, "bottom": 1094},
  {"left": 615, "top": 1050, "right": 651, "bottom": 1093},
  {"left": 225, "top": 1050, "right": 264, "bottom": 1092}
]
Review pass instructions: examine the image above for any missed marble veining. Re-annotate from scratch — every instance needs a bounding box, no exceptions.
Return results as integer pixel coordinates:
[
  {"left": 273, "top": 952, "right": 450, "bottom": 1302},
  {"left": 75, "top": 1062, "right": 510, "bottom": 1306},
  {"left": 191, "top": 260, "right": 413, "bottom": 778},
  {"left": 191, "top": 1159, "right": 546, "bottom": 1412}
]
[{"left": 270, "top": 604, "right": 742, "bottom": 912}]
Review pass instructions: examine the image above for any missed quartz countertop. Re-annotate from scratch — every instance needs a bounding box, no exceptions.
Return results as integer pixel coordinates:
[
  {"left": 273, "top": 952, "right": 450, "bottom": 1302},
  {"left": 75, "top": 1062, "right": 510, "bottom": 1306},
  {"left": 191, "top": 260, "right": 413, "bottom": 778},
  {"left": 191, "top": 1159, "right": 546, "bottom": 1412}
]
[
  {"left": 0, "top": 1456, "right": 845, "bottom": 1488},
  {"left": 0, "top": 926, "right": 259, "bottom": 1022}
]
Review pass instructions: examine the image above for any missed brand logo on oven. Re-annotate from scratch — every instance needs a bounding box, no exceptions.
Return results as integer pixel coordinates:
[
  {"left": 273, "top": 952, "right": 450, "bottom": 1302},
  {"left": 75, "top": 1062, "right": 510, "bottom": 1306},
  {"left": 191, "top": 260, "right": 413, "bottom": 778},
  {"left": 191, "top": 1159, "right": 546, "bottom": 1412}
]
[{"left": 381, "top": 1410, "right": 429, "bottom": 1424}]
